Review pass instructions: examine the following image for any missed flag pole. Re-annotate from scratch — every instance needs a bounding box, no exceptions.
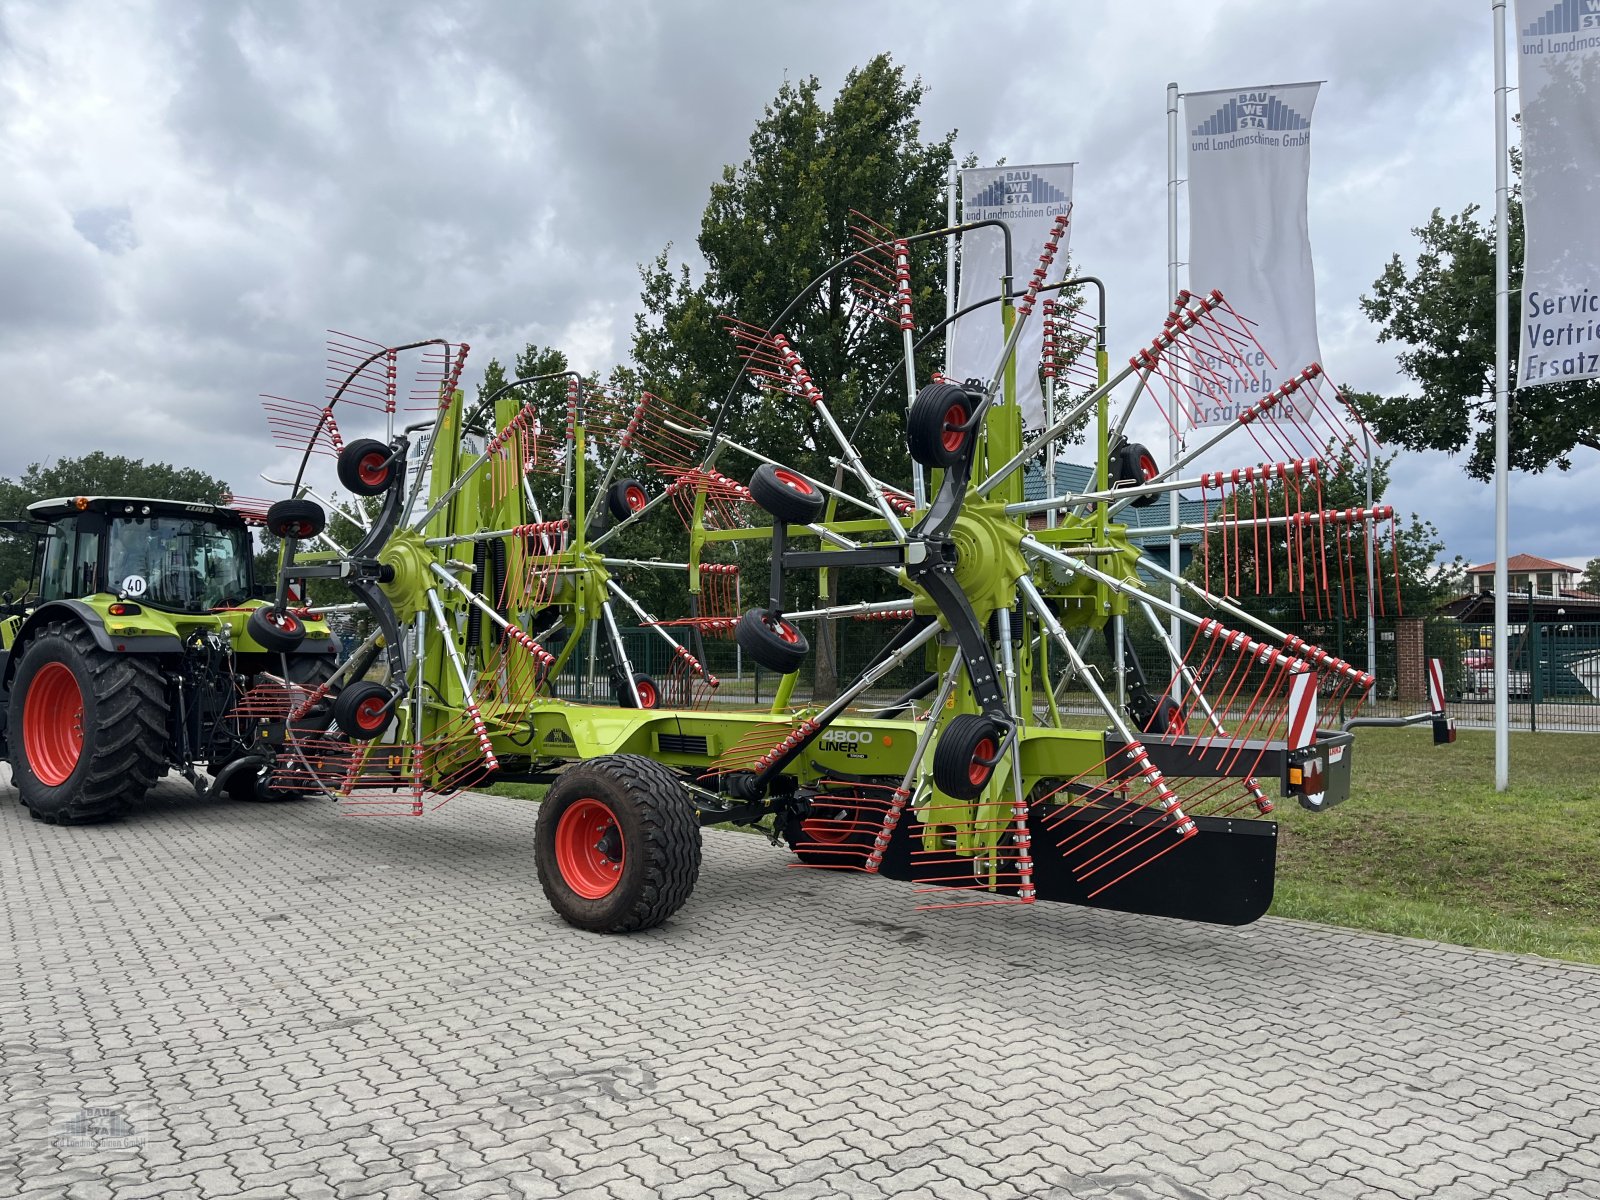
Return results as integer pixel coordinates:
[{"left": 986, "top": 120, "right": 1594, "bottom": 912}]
[
  {"left": 1492, "top": 0, "right": 1511, "bottom": 790},
  {"left": 945, "top": 165, "right": 958, "bottom": 376},
  {"left": 1166, "top": 81, "right": 1182, "bottom": 646}
]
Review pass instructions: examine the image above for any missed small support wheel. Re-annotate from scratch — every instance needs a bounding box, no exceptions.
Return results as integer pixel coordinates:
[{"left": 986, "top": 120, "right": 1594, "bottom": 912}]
[
  {"left": 735, "top": 608, "right": 809, "bottom": 675},
  {"left": 748, "top": 462, "right": 825, "bottom": 526},
  {"left": 606, "top": 479, "right": 650, "bottom": 522},
  {"left": 265, "top": 497, "right": 327, "bottom": 540},
  {"left": 615, "top": 671, "right": 659, "bottom": 709},
  {"left": 338, "top": 438, "right": 400, "bottom": 496},
  {"left": 1113, "top": 440, "right": 1160, "bottom": 508},
  {"left": 332, "top": 681, "right": 393, "bottom": 740},
  {"left": 932, "top": 713, "right": 1006, "bottom": 800},
  {"left": 907, "top": 381, "right": 978, "bottom": 469},
  {"left": 534, "top": 754, "right": 702, "bottom": 932},
  {"left": 247, "top": 606, "right": 308, "bottom": 653}
]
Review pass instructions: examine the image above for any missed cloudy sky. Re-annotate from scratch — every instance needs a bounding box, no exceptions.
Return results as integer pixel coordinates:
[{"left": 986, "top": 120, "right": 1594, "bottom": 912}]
[{"left": 1, "top": 0, "right": 1589, "bottom": 569}]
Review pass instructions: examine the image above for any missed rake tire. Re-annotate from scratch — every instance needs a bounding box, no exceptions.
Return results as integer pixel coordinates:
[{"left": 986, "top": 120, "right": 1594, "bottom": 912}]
[
  {"left": 735, "top": 608, "right": 808, "bottom": 675},
  {"left": 535, "top": 754, "right": 701, "bottom": 933},
  {"left": 8, "top": 620, "right": 169, "bottom": 825},
  {"left": 748, "top": 462, "right": 825, "bottom": 526},
  {"left": 932, "top": 713, "right": 1005, "bottom": 801}
]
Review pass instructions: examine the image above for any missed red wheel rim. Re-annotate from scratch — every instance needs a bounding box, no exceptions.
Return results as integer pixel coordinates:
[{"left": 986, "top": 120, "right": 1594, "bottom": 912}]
[
  {"left": 271, "top": 613, "right": 300, "bottom": 635},
  {"left": 801, "top": 805, "right": 857, "bottom": 844},
  {"left": 768, "top": 616, "right": 799, "bottom": 644},
  {"left": 968, "top": 736, "right": 996, "bottom": 788},
  {"left": 773, "top": 469, "right": 814, "bottom": 495},
  {"left": 358, "top": 452, "right": 389, "bottom": 486},
  {"left": 23, "top": 662, "right": 84, "bottom": 787},
  {"left": 636, "top": 680, "right": 658, "bottom": 708},
  {"left": 941, "top": 404, "right": 969, "bottom": 452},
  {"left": 1138, "top": 454, "right": 1158, "bottom": 482},
  {"left": 355, "top": 695, "right": 388, "bottom": 731},
  {"left": 554, "top": 797, "right": 625, "bottom": 899},
  {"left": 624, "top": 485, "right": 647, "bottom": 512}
]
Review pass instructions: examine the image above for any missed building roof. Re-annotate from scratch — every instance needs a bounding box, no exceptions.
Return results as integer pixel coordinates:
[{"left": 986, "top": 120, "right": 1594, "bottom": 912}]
[
  {"left": 1464, "top": 553, "right": 1580, "bottom": 575},
  {"left": 1021, "top": 462, "right": 1210, "bottom": 546}
]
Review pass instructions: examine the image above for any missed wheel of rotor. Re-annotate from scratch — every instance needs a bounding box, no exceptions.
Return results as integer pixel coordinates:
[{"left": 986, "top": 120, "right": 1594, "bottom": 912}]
[
  {"left": 265, "top": 497, "right": 327, "bottom": 540},
  {"left": 748, "top": 462, "right": 825, "bottom": 526},
  {"left": 907, "top": 381, "right": 977, "bottom": 469},
  {"left": 932, "top": 713, "right": 1005, "bottom": 801},
  {"left": 1114, "top": 440, "right": 1160, "bottom": 508},
  {"left": 607, "top": 478, "right": 650, "bottom": 522},
  {"left": 337, "top": 438, "right": 399, "bottom": 497},
  {"left": 735, "top": 609, "right": 809, "bottom": 675},
  {"left": 247, "top": 606, "right": 308, "bottom": 653},
  {"left": 332, "top": 680, "right": 393, "bottom": 741}
]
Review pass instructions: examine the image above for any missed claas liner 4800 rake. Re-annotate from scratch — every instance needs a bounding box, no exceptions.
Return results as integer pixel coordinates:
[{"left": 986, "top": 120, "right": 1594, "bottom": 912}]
[{"left": 250, "top": 212, "right": 1452, "bottom": 933}]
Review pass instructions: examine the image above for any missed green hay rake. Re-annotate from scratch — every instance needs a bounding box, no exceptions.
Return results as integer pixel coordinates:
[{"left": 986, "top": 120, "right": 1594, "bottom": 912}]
[{"left": 245, "top": 214, "right": 1448, "bottom": 932}]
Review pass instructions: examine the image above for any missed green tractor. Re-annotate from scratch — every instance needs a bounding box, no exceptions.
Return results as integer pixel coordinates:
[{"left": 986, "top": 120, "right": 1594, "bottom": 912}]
[{"left": 0, "top": 495, "right": 338, "bottom": 822}]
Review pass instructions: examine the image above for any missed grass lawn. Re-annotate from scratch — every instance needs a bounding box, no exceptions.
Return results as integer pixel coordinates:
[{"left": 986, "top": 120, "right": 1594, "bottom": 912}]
[
  {"left": 493, "top": 725, "right": 1600, "bottom": 965},
  {"left": 1271, "top": 726, "right": 1600, "bottom": 965}
]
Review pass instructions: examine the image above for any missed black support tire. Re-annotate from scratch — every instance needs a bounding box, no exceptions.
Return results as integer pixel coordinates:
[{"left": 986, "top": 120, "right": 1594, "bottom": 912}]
[
  {"left": 932, "top": 713, "right": 1005, "bottom": 801},
  {"left": 606, "top": 478, "right": 649, "bottom": 522},
  {"left": 337, "top": 438, "right": 399, "bottom": 497},
  {"left": 907, "top": 381, "right": 977, "bottom": 469},
  {"left": 615, "top": 671, "right": 660, "bottom": 709},
  {"left": 535, "top": 754, "right": 702, "bottom": 932},
  {"left": 265, "top": 497, "right": 327, "bottom": 539},
  {"left": 735, "top": 608, "right": 809, "bottom": 675},
  {"left": 247, "top": 606, "right": 308, "bottom": 653},
  {"left": 1112, "top": 440, "right": 1160, "bottom": 508},
  {"left": 748, "top": 462, "right": 825, "bottom": 526},
  {"left": 7, "top": 620, "right": 168, "bottom": 825},
  {"left": 332, "top": 681, "right": 393, "bottom": 741}
]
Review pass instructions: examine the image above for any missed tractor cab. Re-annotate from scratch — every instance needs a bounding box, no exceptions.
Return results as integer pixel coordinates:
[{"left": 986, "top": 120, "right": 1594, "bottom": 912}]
[{"left": 23, "top": 496, "right": 254, "bottom": 613}]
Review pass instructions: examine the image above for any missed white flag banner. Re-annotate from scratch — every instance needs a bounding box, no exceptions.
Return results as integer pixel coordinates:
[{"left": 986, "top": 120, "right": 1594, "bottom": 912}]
[
  {"left": 1184, "top": 83, "right": 1322, "bottom": 426},
  {"left": 947, "top": 164, "right": 1074, "bottom": 426},
  {"left": 1514, "top": 0, "right": 1600, "bottom": 388}
]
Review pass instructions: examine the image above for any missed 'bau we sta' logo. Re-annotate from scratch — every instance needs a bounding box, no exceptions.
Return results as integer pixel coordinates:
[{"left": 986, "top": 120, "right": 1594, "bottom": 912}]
[
  {"left": 1522, "top": 0, "right": 1600, "bottom": 38},
  {"left": 1191, "top": 92, "right": 1312, "bottom": 137},
  {"left": 965, "top": 170, "right": 1070, "bottom": 213}
]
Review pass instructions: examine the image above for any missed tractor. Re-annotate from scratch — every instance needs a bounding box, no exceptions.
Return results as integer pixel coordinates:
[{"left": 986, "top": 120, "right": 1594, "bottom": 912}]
[{"left": 0, "top": 495, "right": 338, "bottom": 822}]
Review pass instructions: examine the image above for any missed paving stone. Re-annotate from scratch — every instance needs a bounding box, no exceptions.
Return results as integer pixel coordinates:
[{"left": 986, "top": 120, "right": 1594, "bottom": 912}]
[{"left": 1, "top": 778, "right": 1598, "bottom": 1200}]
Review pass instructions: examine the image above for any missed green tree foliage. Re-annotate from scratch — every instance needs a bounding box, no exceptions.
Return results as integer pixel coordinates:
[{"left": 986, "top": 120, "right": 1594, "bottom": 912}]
[
  {"left": 631, "top": 54, "right": 958, "bottom": 487},
  {"left": 1356, "top": 153, "right": 1600, "bottom": 479},
  {"left": 1581, "top": 557, "right": 1600, "bottom": 597},
  {"left": 0, "top": 452, "right": 232, "bottom": 595},
  {"left": 1183, "top": 448, "right": 1460, "bottom": 624}
]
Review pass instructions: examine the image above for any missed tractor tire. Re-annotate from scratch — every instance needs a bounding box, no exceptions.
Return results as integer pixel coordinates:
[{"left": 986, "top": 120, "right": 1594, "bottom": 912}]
[
  {"left": 265, "top": 497, "right": 327, "bottom": 540},
  {"left": 247, "top": 606, "right": 308, "bottom": 653},
  {"left": 226, "top": 656, "right": 337, "bottom": 802},
  {"left": 735, "top": 608, "right": 808, "bottom": 675},
  {"left": 337, "top": 438, "right": 399, "bottom": 496},
  {"left": 7, "top": 620, "right": 168, "bottom": 825},
  {"left": 534, "top": 754, "right": 701, "bottom": 933},
  {"left": 907, "top": 381, "right": 976, "bottom": 469},
  {"left": 606, "top": 478, "right": 649, "bottom": 522},
  {"left": 748, "top": 462, "right": 825, "bottom": 526},
  {"left": 932, "top": 713, "right": 1005, "bottom": 800}
]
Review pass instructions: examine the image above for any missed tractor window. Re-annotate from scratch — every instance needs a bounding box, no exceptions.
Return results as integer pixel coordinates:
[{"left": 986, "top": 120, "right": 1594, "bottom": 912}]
[
  {"left": 106, "top": 516, "right": 252, "bottom": 611},
  {"left": 38, "top": 520, "right": 104, "bottom": 600}
]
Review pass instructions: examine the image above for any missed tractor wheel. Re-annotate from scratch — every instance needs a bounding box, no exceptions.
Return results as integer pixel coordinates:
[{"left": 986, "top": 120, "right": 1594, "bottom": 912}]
[
  {"left": 907, "top": 381, "right": 976, "bottom": 469},
  {"left": 606, "top": 478, "right": 649, "bottom": 523},
  {"left": 247, "top": 606, "right": 308, "bottom": 653},
  {"left": 7, "top": 620, "right": 168, "bottom": 824},
  {"left": 332, "top": 681, "right": 393, "bottom": 741},
  {"left": 748, "top": 462, "right": 825, "bottom": 526},
  {"left": 226, "top": 656, "right": 337, "bottom": 802},
  {"left": 735, "top": 608, "right": 809, "bottom": 675},
  {"left": 783, "top": 784, "right": 888, "bottom": 867},
  {"left": 337, "top": 438, "right": 399, "bottom": 496},
  {"left": 615, "top": 671, "right": 659, "bottom": 709},
  {"left": 534, "top": 754, "right": 701, "bottom": 932},
  {"left": 265, "top": 497, "right": 327, "bottom": 540},
  {"left": 932, "top": 713, "right": 1005, "bottom": 801}
]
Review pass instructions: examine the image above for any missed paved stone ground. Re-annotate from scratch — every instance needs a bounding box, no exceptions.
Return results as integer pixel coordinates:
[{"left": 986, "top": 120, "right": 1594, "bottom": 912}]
[{"left": 2, "top": 775, "right": 1598, "bottom": 1200}]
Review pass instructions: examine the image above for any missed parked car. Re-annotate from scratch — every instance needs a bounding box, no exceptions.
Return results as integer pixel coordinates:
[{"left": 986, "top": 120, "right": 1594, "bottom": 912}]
[{"left": 1461, "top": 649, "right": 1529, "bottom": 699}]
